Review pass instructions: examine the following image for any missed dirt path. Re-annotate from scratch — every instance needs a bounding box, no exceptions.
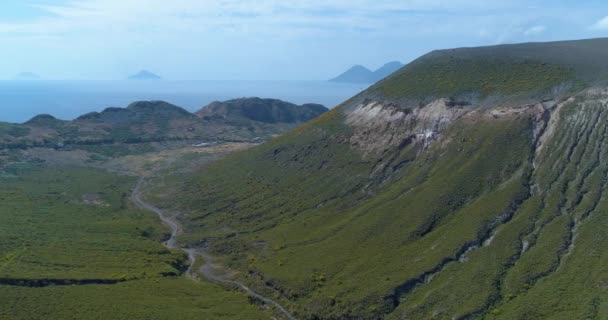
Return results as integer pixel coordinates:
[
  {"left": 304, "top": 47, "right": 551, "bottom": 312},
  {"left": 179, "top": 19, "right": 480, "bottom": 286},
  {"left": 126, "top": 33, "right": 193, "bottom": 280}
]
[{"left": 132, "top": 178, "right": 296, "bottom": 320}]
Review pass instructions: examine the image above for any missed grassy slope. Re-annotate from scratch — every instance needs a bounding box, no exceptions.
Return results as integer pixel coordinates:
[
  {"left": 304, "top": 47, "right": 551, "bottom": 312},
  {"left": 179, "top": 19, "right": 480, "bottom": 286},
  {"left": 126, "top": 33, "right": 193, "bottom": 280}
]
[
  {"left": 0, "top": 122, "right": 30, "bottom": 140},
  {"left": 387, "top": 100, "right": 608, "bottom": 319},
  {"left": 373, "top": 38, "right": 608, "bottom": 102},
  {"left": 375, "top": 58, "right": 574, "bottom": 100},
  {"left": 0, "top": 166, "right": 182, "bottom": 280},
  {"left": 162, "top": 102, "right": 608, "bottom": 320},
  {"left": 486, "top": 97, "right": 608, "bottom": 320},
  {"left": 0, "top": 278, "right": 262, "bottom": 320},
  {"left": 154, "top": 39, "right": 608, "bottom": 319},
  {"left": 0, "top": 165, "right": 267, "bottom": 320},
  {"left": 157, "top": 109, "right": 536, "bottom": 319}
]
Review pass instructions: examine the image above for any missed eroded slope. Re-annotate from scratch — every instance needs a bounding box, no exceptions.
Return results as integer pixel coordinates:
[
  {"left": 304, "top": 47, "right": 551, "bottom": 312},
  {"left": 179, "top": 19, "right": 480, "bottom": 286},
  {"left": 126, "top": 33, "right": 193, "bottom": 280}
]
[{"left": 151, "top": 39, "right": 608, "bottom": 319}]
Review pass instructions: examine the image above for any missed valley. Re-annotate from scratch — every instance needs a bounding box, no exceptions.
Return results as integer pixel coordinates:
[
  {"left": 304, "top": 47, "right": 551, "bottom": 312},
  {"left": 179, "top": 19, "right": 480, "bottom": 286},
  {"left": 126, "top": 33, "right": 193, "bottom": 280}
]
[
  {"left": 0, "top": 166, "right": 268, "bottom": 320},
  {"left": 132, "top": 177, "right": 297, "bottom": 319},
  {"left": 0, "top": 97, "right": 328, "bottom": 320},
  {"left": 1, "top": 38, "right": 608, "bottom": 320}
]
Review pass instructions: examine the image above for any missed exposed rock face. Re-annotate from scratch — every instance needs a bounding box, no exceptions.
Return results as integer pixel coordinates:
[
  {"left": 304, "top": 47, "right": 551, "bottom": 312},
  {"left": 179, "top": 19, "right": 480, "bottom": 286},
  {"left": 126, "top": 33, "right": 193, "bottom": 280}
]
[{"left": 345, "top": 98, "right": 468, "bottom": 158}]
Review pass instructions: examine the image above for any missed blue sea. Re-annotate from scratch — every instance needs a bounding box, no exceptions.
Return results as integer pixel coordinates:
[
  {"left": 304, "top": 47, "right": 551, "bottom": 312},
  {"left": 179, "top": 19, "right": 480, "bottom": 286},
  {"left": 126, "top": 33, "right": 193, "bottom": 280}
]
[{"left": 0, "top": 80, "right": 369, "bottom": 123}]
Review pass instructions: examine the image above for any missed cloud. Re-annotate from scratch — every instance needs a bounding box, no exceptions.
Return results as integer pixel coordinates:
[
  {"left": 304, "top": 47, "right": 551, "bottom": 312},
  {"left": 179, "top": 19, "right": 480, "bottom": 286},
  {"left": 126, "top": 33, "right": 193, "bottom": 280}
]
[
  {"left": 0, "top": 0, "right": 603, "bottom": 80},
  {"left": 523, "top": 25, "right": 546, "bottom": 36},
  {"left": 0, "top": 0, "right": 530, "bottom": 37},
  {"left": 593, "top": 16, "right": 608, "bottom": 30}
]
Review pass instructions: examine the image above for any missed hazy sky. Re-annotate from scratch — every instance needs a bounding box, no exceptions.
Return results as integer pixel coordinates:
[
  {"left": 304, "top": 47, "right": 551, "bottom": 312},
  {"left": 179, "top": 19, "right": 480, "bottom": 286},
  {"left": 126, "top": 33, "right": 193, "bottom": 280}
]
[{"left": 1, "top": 0, "right": 608, "bottom": 80}]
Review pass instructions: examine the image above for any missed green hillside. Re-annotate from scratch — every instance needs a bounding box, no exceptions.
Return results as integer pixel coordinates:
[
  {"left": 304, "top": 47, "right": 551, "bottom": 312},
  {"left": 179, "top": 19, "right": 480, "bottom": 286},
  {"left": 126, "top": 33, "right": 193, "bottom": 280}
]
[
  {"left": 0, "top": 165, "right": 268, "bottom": 320},
  {"left": 374, "top": 38, "right": 608, "bottom": 103},
  {"left": 150, "top": 39, "right": 608, "bottom": 319}
]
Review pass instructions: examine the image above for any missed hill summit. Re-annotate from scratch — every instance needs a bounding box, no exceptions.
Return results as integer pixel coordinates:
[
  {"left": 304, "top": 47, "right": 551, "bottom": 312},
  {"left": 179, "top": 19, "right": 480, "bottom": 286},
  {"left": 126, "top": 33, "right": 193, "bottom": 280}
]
[{"left": 196, "top": 97, "right": 327, "bottom": 124}]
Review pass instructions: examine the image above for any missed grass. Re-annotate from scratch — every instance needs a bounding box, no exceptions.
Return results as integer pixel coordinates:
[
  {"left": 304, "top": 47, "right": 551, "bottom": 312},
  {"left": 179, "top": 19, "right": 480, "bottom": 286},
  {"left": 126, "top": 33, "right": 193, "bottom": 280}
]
[
  {"left": 374, "top": 58, "right": 575, "bottom": 100},
  {"left": 485, "top": 98, "right": 608, "bottom": 320},
  {"left": 380, "top": 97, "right": 608, "bottom": 319},
  {"left": 77, "top": 142, "right": 157, "bottom": 158},
  {"left": 0, "top": 167, "right": 180, "bottom": 280},
  {"left": 88, "top": 40, "right": 608, "bottom": 319},
  {"left": 371, "top": 38, "right": 608, "bottom": 103},
  {"left": 151, "top": 105, "right": 538, "bottom": 319},
  {"left": 0, "top": 165, "right": 268, "bottom": 319},
  {"left": 0, "top": 122, "right": 30, "bottom": 139},
  {"left": 150, "top": 84, "right": 608, "bottom": 319},
  {"left": 5, "top": 38, "right": 608, "bottom": 320},
  {"left": 0, "top": 277, "right": 266, "bottom": 320}
]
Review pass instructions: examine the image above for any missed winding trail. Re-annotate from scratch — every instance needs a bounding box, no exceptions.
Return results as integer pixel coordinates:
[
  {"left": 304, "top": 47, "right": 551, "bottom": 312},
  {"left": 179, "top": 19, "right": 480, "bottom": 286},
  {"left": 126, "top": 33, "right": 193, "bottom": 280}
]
[{"left": 132, "top": 178, "right": 296, "bottom": 320}]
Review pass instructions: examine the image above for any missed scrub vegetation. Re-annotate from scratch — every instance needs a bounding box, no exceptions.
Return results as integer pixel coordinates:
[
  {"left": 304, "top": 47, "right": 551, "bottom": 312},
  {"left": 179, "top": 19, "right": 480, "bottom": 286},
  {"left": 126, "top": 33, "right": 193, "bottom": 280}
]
[
  {"left": 3, "top": 38, "right": 608, "bottom": 320},
  {"left": 151, "top": 39, "right": 608, "bottom": 319},
  {"left": 373, "top": 38, "right": 608, "bottom": 102},
  {"left": 0, "top": 165, "right": 267, "bottom": 320}
]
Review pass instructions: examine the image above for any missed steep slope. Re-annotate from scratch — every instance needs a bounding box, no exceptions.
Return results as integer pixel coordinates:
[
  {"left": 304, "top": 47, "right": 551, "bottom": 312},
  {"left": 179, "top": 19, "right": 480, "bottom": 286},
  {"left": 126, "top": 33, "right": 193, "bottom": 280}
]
[{"left": 154, "top": 38, "right": 608, "bottom": 320}]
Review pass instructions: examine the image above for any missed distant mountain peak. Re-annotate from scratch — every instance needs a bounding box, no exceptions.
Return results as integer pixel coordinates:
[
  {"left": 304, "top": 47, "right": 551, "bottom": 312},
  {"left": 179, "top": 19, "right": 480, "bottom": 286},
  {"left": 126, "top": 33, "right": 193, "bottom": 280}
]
[
  {"left": 330, "top": 61, "right": 403, "bottom": 84},
  {"left": 330, "top": 65, "right": 374, "bottom": 83},
  {"left": 349, "top": 65, "right": 373, "bottom": 72},
  {"left": 128, "top": 70, "right": 162, "bottom": 80}
]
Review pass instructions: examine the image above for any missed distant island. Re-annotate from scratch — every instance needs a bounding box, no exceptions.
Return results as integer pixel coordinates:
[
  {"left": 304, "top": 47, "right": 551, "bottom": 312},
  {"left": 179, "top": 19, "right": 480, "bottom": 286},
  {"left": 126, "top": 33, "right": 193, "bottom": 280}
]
[
  {"left": 14, "top": 72, "right": 41, "bottom": 80},
  {"left": 128, "top": 70, "right": 162, "bottom": 80},
  {"left": 330, "top": 61, "right": 403, "bottom": 84}
]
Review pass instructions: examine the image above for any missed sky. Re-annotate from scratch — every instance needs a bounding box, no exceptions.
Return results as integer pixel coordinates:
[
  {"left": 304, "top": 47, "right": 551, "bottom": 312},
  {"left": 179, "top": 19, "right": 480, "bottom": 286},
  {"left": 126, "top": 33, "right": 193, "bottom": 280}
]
[{"left": 1, "top": 0, "right": 608, "bottom": 80}]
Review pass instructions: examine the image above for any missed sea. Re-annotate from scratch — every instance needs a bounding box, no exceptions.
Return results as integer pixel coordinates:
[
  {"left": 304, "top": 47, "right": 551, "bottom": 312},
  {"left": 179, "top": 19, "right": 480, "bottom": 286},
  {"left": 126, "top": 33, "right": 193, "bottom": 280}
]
[{"left": 0, "top": 80, "right": 369, "bottom": 123}]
